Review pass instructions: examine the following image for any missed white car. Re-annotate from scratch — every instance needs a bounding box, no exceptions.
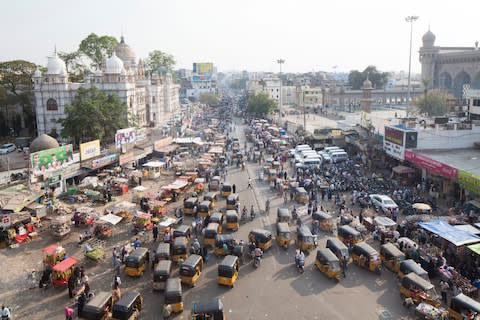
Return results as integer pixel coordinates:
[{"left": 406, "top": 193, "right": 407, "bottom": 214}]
[
  {"left": 0, "top": 143, "right": 16, "bottom": 154},
  {"left": 369, "top": 194, "right": 398, "bottom": 213}
]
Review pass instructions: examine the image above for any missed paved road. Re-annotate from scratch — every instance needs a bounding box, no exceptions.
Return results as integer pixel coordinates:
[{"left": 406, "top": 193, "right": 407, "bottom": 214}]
[{"left": 0, "top": 115, "right": 414, "bottom": 320}]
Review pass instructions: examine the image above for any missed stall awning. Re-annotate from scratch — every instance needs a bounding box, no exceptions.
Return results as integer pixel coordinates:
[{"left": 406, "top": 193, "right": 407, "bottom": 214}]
[
  {"left": 392, "top": 165, "right": 415, "bottom": 175},
  {"left": 468, "top": 243, "right": 480, "bottom": 255},
  {"left": 99, "top": 213, "right": 123, "bottom": 225},
  {"left": 454, "top": 224, "right": 480, "bottom": 235},
  {"left": 418, "top": 220, "right": 480, "bottom": 246},
  {"left": 143, "top": 161, "right": 166, "bottom": 168}
]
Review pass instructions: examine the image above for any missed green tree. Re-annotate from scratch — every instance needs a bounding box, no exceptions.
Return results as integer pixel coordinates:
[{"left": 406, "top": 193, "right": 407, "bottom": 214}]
[
  {"left": 199, "top": 92, "right": 220, "bottom": 106},
  {"left": 58, "top": 51, "right": 88, "bottom": 82},
  {"left": 348, "top": 66, "right": 389, "bottom": 90},
  {"left": 59, "top": 87, "right": 128, "bottom": 145},
  {"left": 78, "top": 33, "right": 118, "bottom": 69},
  {"left": 247, "top": 92, "right": 277, "bottom": 115},
  {"left": 146, "top": 50, "right": 176, "bottom": 73},
  {"left": 413, "top": 89, "right": 454, "bottom": 116}
]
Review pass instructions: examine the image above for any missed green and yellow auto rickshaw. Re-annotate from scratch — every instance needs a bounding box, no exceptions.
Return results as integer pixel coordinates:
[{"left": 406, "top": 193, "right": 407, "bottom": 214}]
[
  {"left": 351, "top": 242, "right": 381, "bottom": 274},
  {"left": 209, "top": 212, "right": 224, "bottom": 233},
  {"left": 221, "top": 183, "right": 232, "bottom": 197},
  {"left": 124, "top": 248, "right": 148, "bottom": 277},
  {"left": 398, "top": 259, "right": 428, "bottom": 280},
  {"left": 203, "top": 192, "right": 218, "bottom": 208},
  {"left": 173, "top": 225, "right": 192, "bottom": 241},
  {"left": 312, "top": 211, "right": 335, "bottom": 232},
  {"left": 226, "top": 194, "right": 239, "bottom": 210},
  {"left": 111, "top": 291, "right": 143, "bottom": 320},
  {"left": 179, "top": 254, "right": 203, "bottom": 287},
  {"left": 172, "top": 236, "right": 188, "bottom": 263},
  {"left": 214, "top": 234, "right": 236, "bottom": 256},
  {"left": 326, "top": 238, "right": 350, "bottom": 261},
  {"left": 81, "top": 291, "right": 112, "bottom": 320},
  {"left": 217, "top": 255, "right": 239, "bottom": 288},
  {"left": 314, "top": 248, "right": 341, "bottom": 281},
  {"left": 197, "top": 200, "right": 213, "bottom": 218},
  {"left": 380, "top": 243, "right": 405, "bottom": 273}
]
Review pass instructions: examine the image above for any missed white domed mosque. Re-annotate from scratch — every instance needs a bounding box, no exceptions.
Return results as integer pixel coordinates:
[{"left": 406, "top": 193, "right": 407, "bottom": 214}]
[{"left": 33, "top": 37, "right": 180, "bottom": 137}]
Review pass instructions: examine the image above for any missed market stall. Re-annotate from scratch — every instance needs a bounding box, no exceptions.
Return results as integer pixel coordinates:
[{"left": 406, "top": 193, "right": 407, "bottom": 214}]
[
  {"left": 142, "top": 161, "right": 166, "bottom": 179},
  {"left": 108, "top": 201, "right": 136, "bottom": 222},
  {"left": 132, "top": 186, "right": 147, "bottom": 203}
]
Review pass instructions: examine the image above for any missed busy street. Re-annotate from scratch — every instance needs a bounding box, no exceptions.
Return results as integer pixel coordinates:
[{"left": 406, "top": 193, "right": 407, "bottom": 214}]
[{"left": 3, "top": 98, "right": 479, "bottom": 320}]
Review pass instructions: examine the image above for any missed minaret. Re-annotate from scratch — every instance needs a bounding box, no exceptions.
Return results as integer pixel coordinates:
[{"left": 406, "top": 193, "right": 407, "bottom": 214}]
[
  {"left": 419, "top": 29, "right": 438, "bottom": 89},
  {"left": 361, "top": 74, "right": 373, "bottom": 113}
]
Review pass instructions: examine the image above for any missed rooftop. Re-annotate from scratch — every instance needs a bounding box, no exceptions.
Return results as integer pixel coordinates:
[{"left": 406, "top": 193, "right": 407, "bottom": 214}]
[{"left": 416, "top": 148, "right": 480, "bottom": 176}]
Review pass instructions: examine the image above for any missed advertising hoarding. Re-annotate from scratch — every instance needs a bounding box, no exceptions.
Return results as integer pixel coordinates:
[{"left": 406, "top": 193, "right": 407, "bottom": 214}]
[
  {"left": 384, "top": 126, "right": 404, "bottom": 145},
  {"left": 91, "top": 154, "right": 118, "bottom": 170},
  {"left": 458, "top": 170, "right": 480, "bottom": 195},
  {"left": 79, "top": 140, "right": 100, "bottom": 161},
  {"left": 31, "top": 144, "right": 74, "bottom": 177},
  {"left": 115, "top": 127, "right": 136, "bottom": 149},
  {"left": 193, "top": 62, "right": 213, "bottom": 75},
  {"left": 404, "top": 150, "right": 457, "bottom": 180},
  {"left": 154, "top": 137, "right": 173, "bottom": 151}
]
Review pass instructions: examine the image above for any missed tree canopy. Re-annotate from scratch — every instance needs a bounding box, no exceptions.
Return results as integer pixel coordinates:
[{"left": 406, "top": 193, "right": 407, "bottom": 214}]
[
  {"left": 247, "top": 92, "right": 277, "bottom": 115},
  {"left": 0, "top": 60, "right": 36, "bottom": 95},
  {"left": 146, "top": 50, "right": 176, "bottom": 73},
  {"left": 348, "top": 66, "right": 389, "bottom": 90},
  {"left": 78, "top": 33, "right": 118, "bottom": 69},
  {"left": 59, "top": 86, "right": 128, "bottom": 145},
  {"left": 199, "top": 92, "right": 220, "bottom": 106},
  {"left": 58, "top": 51, "right": 88, "bottom": 82},
  {"left": 413, "top": 89, "right": 455, "bottom": 117}
]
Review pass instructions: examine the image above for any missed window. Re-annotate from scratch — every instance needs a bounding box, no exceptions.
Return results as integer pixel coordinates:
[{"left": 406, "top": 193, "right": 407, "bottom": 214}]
[
  {"left": 473, "top": 99, "right": 480, "bottom": 107},
  {"left": 46, "top": 98, "right": 58, "bottom": 111},
  {"left": 152, "top": 97, "right": 156, "bottom": 103}
]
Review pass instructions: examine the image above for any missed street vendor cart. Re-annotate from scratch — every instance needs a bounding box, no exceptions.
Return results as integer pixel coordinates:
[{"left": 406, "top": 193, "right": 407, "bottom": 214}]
[
  {"left": 72, "top": 207, "right": 97, "bottom": 227},
  {"left": 42, "top": 244, "right": 66, "bottom": 266},
  {"left": 132, "top": 186, "right": 147, "bottom": 204},
  {"left": 50, "top": 216, "right": 71, "bottom": 239},
  {"left": 51, "top": 256, "right": 78, "bottom": 287},
  {"left": 133, "top": 211, "right": 154, "bottom": 233}
]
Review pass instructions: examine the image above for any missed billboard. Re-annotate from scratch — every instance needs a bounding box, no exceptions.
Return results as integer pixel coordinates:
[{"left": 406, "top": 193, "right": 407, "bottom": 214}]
[
  {"left": 115, "top": 127, "right": 136, "bottom": 149},
  {"left": 405, "top": 150, "right": 457, "bottom": 180},
  {"left": 384, "top": 126, "right": 404, "bottom": 146},
  {"left": 193, "top": 63, "right": 213, "bottom": 75},
  {"left": 31, "top": 144, "right": 74, "bottom": 177},
  {"left": 458, "top": 170, "right": 480, "bottom": 195},
  {"left": 79, "top": 140, "right": 100, "bottom": 161}
]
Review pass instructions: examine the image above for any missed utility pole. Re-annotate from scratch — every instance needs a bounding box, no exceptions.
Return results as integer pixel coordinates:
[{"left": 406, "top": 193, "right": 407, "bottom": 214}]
[
  {"left": 277, "top": 59, "right": 285, "bottom": 124},
  {"left": 406, "top": 15, "right": 419, "bottom": 116}
]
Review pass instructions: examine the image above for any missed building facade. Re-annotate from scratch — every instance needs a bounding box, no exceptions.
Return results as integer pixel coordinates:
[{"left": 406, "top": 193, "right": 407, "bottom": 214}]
[
  {"left": 419, "top": 29, "right": 480, "bottom": 99},
  {"left": 33, "top": 37, "right": 180, "bottom": 137}
]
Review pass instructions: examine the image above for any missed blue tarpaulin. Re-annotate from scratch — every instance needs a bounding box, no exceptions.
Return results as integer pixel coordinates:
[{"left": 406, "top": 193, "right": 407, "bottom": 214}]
[{"left": 418, "top": 220, "right": 480, "bottom": 246}]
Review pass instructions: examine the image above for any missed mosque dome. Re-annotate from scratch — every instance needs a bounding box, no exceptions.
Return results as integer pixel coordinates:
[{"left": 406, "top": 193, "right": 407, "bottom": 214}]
[
  {"left": 422, "top": 30, "right": 436, "bottom": 47},
  {"left": 30, "top": 134, "right": 59, "bottom": 153},
  {"left": 47, "top": 54, "right": 67, "bottom": 75},
  {"left": 114, "top": 36, "right": 136, "bottom": 65},
  {"left": 105, "top": 52, "right": 125, "bottom": 74}
]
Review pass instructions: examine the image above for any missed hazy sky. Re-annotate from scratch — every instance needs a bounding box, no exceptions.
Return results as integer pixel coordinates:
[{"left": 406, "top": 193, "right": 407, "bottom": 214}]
[{"left": 1, "top": 0, "right": 479, "bottom": 74}]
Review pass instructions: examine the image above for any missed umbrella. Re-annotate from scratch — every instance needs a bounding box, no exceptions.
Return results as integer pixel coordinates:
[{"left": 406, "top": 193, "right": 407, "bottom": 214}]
[{"left": 412, "top": 203, "right": 432, "bottom": 211}]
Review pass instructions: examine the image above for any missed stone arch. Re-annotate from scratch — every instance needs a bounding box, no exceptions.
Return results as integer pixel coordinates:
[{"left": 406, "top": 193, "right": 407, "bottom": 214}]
[
  {"left": 453, "top": 71, "right": 471, "bottom": 98},
  {"left": 438, "top": 72, "right": 452, "bottom": 90},
  {"left": 472, "top": 72, "right": 480, "bottom": 89}
]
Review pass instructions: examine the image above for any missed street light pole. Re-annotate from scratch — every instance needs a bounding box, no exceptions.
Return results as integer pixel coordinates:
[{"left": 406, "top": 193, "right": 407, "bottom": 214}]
[
  {"left": 277, "top": 59, "right": 285, "bottom": 124},
  {"left": 405, "top": 15, "right": 419, "bottom": 116}
]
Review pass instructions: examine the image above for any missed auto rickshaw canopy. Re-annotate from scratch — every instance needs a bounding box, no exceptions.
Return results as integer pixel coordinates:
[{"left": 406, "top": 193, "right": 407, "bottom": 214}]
[
  {"left": 165, "top": 278, "right": 183, "bottom": 304},
  {"left": 380, "top": 243, "right": 405, "bottom": 259},
  {"left": 184, "top": 197, "right": 199, "bottom": 207},
  {"left": 112, "top": 291, "right": 143, "bottom": 317},
  {"left": 226, "top": 194, "right": 239, "bottom": 204},
  {"left": 191, "top": 298, "right": 224, "bottom": 318},
  {"left": 173, "top": 237, "right": 188, "bottom": 252},
  {"left": 339, "top": 225, "right": 361, "bottom": 238},
  {"left": 401, "top": 272, "right": 434, "bottom": 292},
  {"left": 180, "top": 254, "right": 203, "bottom": 275},
  {"left": 173, "top": 225, "right": 191, "bottom": 238},
  {"left": 352, "top": 242, "right": 378, "bottom": 258},
  {"left": 249, "top": 229, "right": 272, "bottom": 242},
  {"left": 450, "top": 293, "right": 480, "bottom": 313},
  {"left": 297, "top": 225, "right": 314, "bottom": 241},
  {"left": 316, "top": 248, "right": 340, "bottom": 264},
  {"left": 221, "top": 183, "right": 232, "bottom": 192},
  {"left": 312, "top": 211, "right": 333, "bottom": 221},
  {"left": 215, "top": 234, "right": 235, "bottom": 248},
  {"left": 218, "top": 255, "right": 238, "bottom": 271},
  {"left": 155, "top": 243, "right": 170, "bottom": 259},
  {"left": 198, "top": 200, "right": 212, "bottom": 211},
  {"left": 154, "top": 260, "right": 172, "bottom": 279},
  {"left": 399, "top": 259, "right": 428, "bottom": 278},
  {"left": 276, "top": 222, "right": 290, "bottom": 235},
  {"left": 210, "top": 212, "right": 224, "bottom": 224},
  {"left": 225, "top": 210, "right": 238, "bottom": 221},
  {"left": 277, "top": 208, "right": 291, "bottom": 219}
]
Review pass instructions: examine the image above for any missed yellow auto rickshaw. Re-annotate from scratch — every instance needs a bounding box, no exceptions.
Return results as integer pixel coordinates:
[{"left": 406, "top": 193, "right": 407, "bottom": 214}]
[
  {"left": 312, "top": 211, "right": 335, "bottom": 232},
  {"left": 276, "top": 222, "right": 291, "bottom": 249},
  {"left": 337, "top": 225, "right": 362, "bottom": 246},
  {"left": 172, "top": 236, "right": 188, "bottom": 263},
  {"left": 326, "top": 238, "right": 350, "bottom": 261},
  {"left": 225, "top": 210, "right": 239, "bottom": 231},
  {"left": 154, "top": 242, "right": 171, "bottom": 265},
  {"left": 380, "top": 243, "right": 405, "bottom": 273},
  {"left": 248, "top": 229, "right": 273, "bottom": 251},
  {"left": 294, "top": 187, "right": 309, "bottom": 204},
  {"left": 217, "top": 255, "right": 239, "bottom": 288},
  {"left": 296, "top": 225, "right": 315, "bottom": 253},
  {"left": 351, "top": 242, "right": 382, "bottom": 274},
  {"left": 399, "top": 273, "right": 440, "bottom": 307},
  {"left": 315, "top": 248, "right": 341, "bottom": 281},
  {"left": 173, "top": 225, "right": 192, "bottom": 241},
  {"left": 111, "top": 291, "right": 143, "bottom": 320},
  {"left": 184, "top": 197, "right": 199, "bottom": 216},
  {"left": 276, "top": 207, "right": 291, "bottom": 224},
  {"left": 190, "top": 298, "right": 225, "bottom": 320},
  {"left": 165, "top": 277, "right": 184, "bottom": 313},
  {"left": 448, "top": 293, "right": 480, "bottom": 320},
  {"left": 179, "top": 254, "right": 203, "bottom": 286},
  {"left": 398, "top": 259, "right": 429, "bottom": 280},
  {"left": 221, "top": 183, "right": 232, "bottom": 197},
  {"left": 203, "top": 192, "right": 218, "bottom": 208},
  {"left": 226, "top": 194, "right": 239, "bottom": 210},
  {"left": 198, "top": 200, "right": 213, "bottom": 218},
  {"left": 152, "top": 260, "right": 172, "bottom": 291},
  {"left": 209, "top": 176, "right": 221, "bottom": 191},
  {"left": 124, "top": 248, "right": 149, "bottom": 277},
  {"left": 214, "top": 234, "right": 236, "bottom": 256},
  {"left": 203, "top": 223, "right": 221, "bottom": 247},
  {"left": 209, "top": 212, "right": 224, "bottom": 232}
]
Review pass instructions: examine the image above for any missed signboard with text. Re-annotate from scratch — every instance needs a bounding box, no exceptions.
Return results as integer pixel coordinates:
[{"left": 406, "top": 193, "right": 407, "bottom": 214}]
[
  {"left": 80, "top": 140, "right": 100, "bottom": 161},
  {"left": 384, "top": 126, "right": 404, "bottom": 145},
  {"left": 91, "top": 154, "right": 118, "bottom": 170},
  {"left": 458, "top": 170, "right": 480, "bottom": 195},
  {"left": 404, "top": 150, "right": 457, "bottom": 180},
  {"left": 115, "top": 128, "right": 136, "bottom": 149},
  {"left": 154, "top": 137, "right": 173, "bottom": 151},
  {"left": 31, "top": 144, "right": 74, "bottom": 177}
]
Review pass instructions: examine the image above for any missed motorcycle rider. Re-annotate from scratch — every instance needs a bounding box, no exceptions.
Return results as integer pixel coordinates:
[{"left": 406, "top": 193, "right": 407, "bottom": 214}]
[
  {"left": 192, "top": 238, "right": 201, "bottom": 255},
  {"left": 250, "top": 205, "right": 255, "bottom": 219},
  {"left": 1, "top": 305, "right": 11, "bottom": 320},
  {"left": 241, "top": 206, "right": 248, "bottom": 220},
  {"left": 292, "top": 206, "right": 298, "bottom": 220},
  {"left": 295, "top": 249, "right": 305, "bottom": 270}
]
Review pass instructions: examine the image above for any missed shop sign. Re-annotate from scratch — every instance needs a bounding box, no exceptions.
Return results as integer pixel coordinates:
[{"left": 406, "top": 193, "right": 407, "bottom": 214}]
[
  {"left": 404, "top": 150, "right": 457, "bottom": 180},
  {"left": 385, "top": 126, "right": 404, "bottom": 146},
  {"left": 154, "top": 137, "right": 173, "bottom": 151},
  {"left": 79, "top": 140, "right": 100, "bottom": 161},
  {"left": 115, "top": 127, "right": 136, "bottom": 149},
  {"left": 0, "top": 214, "right": 11, "bottom": 229},
  {"left": 91, "top": 154, "right": 118, "bottom": 169},
  {"left": 384, "top": 140, "right": 405, "bottom": 160},
  {"left": 119, "top": 151, "right": 135, "bottom": 166},
  {"left": 30, "top": 144, "right": 74, "bottom": 177},
  {"left": 458, "top": 170, "right": 480, "bottom": 195},
  {"left": 48, "top": 175, "right": 61, "bottom": 186}
]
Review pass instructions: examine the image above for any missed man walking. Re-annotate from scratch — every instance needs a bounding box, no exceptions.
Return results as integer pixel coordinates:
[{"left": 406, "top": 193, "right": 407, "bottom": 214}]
[
  {"left": 440, "top": 280, "right": 449, "bottom": 305},
  {"left": 247, "top": 178, "right": 253, "bottom": 189},
  {"left": 152, "top": 223, "right": 159, "bottom": 242},
  {"left": 232, "top": 184, "right": 236, "bottom": 194}
]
